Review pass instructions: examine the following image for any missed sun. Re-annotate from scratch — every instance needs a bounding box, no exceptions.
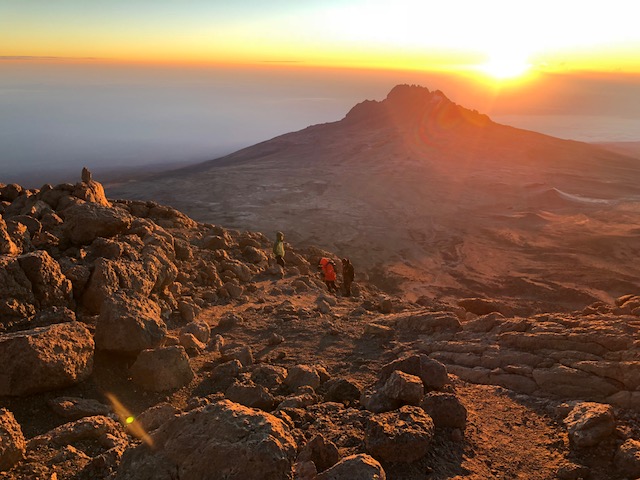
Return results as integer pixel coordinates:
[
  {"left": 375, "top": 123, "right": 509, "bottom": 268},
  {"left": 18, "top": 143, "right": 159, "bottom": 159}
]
[{"left": 478, "top": 52, "right": 532, "bottom": 80}]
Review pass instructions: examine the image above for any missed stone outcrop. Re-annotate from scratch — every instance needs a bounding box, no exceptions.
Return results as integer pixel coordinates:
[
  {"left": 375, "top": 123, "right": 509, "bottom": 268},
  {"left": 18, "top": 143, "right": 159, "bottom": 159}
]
[
  {"left": 0, "top": 409, "right": 25, "bottom": 472},
  {"left": 563, "top": 402, "right": 616, "bottom": 448},
  {"left": 0, "top": 322, "right": 94, "bottom": 395},
  {"left": 129, "top": 346, "right": 194, "bottom": 391},
  {"left": 316, "top": 454, "right": 386, "bottom": 480},
  {"left": 365, "top": 405, "right": 435, "bottom": 462},
  {"left": 94, "top": 291, "right": 167, "bottom": 353},
  {"left": 417, "top": 310, "right": 640, "bottom": 410},
  {"left": 116, "top": 400, "right": 297, "bottom": 480}
]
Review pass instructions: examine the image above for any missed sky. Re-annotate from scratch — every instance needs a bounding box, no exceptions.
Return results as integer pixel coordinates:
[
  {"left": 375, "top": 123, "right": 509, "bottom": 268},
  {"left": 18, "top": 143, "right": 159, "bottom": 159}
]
[{"left": 1, "top": 0, "right": 640, "bottom": 185}]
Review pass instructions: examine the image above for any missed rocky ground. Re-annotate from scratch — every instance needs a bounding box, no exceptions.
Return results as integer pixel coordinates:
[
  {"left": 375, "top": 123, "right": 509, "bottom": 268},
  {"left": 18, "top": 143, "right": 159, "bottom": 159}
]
[{"left": 1, "top": 172, "right": 639, "bottom": 479}]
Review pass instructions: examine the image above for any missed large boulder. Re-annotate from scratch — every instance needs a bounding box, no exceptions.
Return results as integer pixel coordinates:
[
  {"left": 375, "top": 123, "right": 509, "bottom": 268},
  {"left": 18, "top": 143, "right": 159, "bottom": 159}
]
[
  {"left": 0, "top": 256, "right": 36, "bottom": 323},
  {"left": 365, "top": 405, "right": 435, "bottom": 462},
  {"left": 116, "top": 400, "right": 297, "bottom": 480},
  {"left": 17, "top": 250, "right": 73, "bottom": 310},
  {"left": 61, "top": 202, "right": 132, "bottom": 245},
  {"left": 420, "top": 392, "right": 467, "bottom": 429},
  {"left": 563, "top": 402, "right": 616, "bottom": 448},
  {"left": 614, "top": 439, "right": 640, "bottom": 479},
  {"left": 0, "top": 322, "right": 94, "bottom": 395},
  {"left": 82, "top": 258, "right": 154, "bottom": 314},
  {"left": 316, "top": 454, "right": 386, "bottom": 480},
  {"left": 378, "top": 354, "right": 449, "bottom": 391},
  {"left": 72, "top": 170, "right": 111, "bottom": 207},
  {"left": 0, "top": 216, "right": 19, "bottom": 256},
  {"left": 94, "top": 291, "right": 167, "bottom": 353},
  {"left": 381, "top": 370, "right": 424, "bottom": 406},
  {"left": 0, "top": 408, "right": 25, "bottom": 472},
  {"left": 129, "top": 346, "right": 194, "bottom": 391}
]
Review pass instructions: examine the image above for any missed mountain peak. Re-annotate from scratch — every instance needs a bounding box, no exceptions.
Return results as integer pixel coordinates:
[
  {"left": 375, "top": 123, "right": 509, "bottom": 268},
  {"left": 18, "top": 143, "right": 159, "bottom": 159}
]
[{"left": 344, "top": 84, "right": 489, "bottom": 129}]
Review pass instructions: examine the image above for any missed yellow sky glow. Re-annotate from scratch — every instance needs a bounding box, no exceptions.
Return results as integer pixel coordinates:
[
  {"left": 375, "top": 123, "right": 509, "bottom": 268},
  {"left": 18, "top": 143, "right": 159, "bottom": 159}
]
[{"left": 2, "top": 0, "right": 639, "bottom": 82}]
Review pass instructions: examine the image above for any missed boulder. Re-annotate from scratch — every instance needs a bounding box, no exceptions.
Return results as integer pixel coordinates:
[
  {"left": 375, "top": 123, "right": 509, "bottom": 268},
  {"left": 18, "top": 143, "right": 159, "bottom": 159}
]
[
  {"left": 251, "top": 364, "right": 288, "bottom": 389},
  {"left": 94, "top": 291, "right": 167, "bottom": 353},
  {"left": 365, "top": 405, "right": 434, "bottom": 462},
  {"left": 323, "top": 378, "right": 362, "bottom": 405},
  {"left": 116, "top": 400, "right": 297, "bottom": 480},
  {"left": 395, "top": 311, "right": 462, "bottom": 334},
  {"left": 0, "top": 216, "right": 19, "bottom": 255},
  {"left": 286, "top": 365, "right": 321, "bottom": 391},
  {"left": 62, "top": 202, "right": 132, "bottom": 245},
  {"left": 0, "top": 408, "right": 25, "bottom": 472},
  {"left": 130, "top": 346, "right": 194, "bottom": 391},
  {"left": 381, "top": 370, "right": 424, "bottom": 406},
  {"left": 297, "top": 434, "right": 340, "bottom": 473},
  {"left": 0, "top": 256, "right": 36, "bottom": 322},
  {"left": 82, "top": 258, "right": 154, "bottom": 315},
  {"left": 135, "top": 403, "right": 179, "bottom": 433},
  {"left": 614, "top": 439, "right": 640, "bottom": 478},
  {"left": 378, "top": 354, "right": 449, "bottom": 391},
  {"left": 420, "top": 392, "right": 467, "bottom": 429},
  {"left": 48, "top": 397, "right": 111, "bottom": 420},
  {"left": 0, "top": 322, "right": 94, "bottom": 395},
  {"left": 226, "top": 381, "right": 276, "bottom": 411},
  {"left": 242, "top": 245, "right": 269, "bottom": 264},
  {"left": 563, "top": 402, "right": 615, "bottom": 448},
  {"left": 17, "top": 250, "right": 73, "bottom": 309},
  {"left": 316, "top": 454, "right": 386, "bottom": 480},
  {"left": 72, "top": 176, "right": 111, "bottom": 207},
  {"left": 28, "top": 415, "right": 128, "bottom": 451}
]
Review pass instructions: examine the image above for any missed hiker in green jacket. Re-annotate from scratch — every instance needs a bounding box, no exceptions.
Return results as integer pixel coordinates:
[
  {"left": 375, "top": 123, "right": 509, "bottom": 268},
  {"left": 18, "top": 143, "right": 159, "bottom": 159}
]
[{"left": 273, "top": 231, "right": 285, "bottom": 267}]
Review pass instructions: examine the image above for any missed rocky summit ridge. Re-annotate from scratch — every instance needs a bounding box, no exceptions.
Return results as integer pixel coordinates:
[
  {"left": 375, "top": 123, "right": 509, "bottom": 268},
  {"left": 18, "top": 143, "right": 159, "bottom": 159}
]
[{"left": 0, "top": 171, "right": 639, "bottom": 479}]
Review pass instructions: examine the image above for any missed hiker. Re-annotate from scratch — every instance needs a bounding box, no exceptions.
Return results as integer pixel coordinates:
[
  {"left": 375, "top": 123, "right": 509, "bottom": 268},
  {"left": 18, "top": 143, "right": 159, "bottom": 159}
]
[
  {"left": 272, "top": 231, "right": 285, "bottom": 267},
  {"left": 341, "top": 258, "right": 354, "bottom": 297},
  {"left": 318, "top": 257, "right": 338, "bottom": 293}
]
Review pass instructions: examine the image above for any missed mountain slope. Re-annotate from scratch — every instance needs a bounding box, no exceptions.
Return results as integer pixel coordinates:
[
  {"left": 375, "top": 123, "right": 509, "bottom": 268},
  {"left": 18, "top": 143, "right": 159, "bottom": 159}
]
[{"left": 108, "top": 84, "right": 640, "bottom": 313}]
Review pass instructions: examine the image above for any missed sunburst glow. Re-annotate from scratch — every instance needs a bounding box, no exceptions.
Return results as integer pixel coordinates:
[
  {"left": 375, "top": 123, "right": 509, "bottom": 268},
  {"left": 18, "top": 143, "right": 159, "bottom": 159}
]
[{"left": 478, "top": 53, "right": 532, "bottom": 80}]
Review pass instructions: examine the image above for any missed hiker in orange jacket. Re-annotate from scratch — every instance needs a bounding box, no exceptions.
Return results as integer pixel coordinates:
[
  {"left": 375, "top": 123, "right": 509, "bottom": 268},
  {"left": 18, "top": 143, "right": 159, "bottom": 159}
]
[{"left": 318, "top": 257, "right": 338, "bottom": 293}]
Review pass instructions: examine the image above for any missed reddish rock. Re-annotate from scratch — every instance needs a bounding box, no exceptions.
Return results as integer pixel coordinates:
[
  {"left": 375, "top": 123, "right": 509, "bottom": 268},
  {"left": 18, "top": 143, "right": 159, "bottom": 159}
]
[
  {"left": 0, "top": 408, "right": 25, "bottom": 472},
  {"left": 420, "top": 392, "right": 467, "bottom": 429},
  {"left": 614, "top": 439, "right": 640, "bottom": 478},
  {"left": 563, "top": 402, "right": 616, "bottom": 448},
  {"left": 130, "top": 346, "right": 194, "bottom": 391},
  {"left": 61, "top": 202, "right": 132, "bottom": 245},
  {"left": 0, "top": 322, "right": 94, "bottom": 395},
  {"left": 316, "top": 454, "right": 386, "bottom": 480},
  {"left": 297, "top": 434, "right": 340, "bottom": 473},
  {"left": 17, "top": 250, "right": 73, "bottom": 310},
  {"left": 116, "top": 400, "right": 297, "bottom": 480},
  {"left": 365, "top": 405, "right": 435, "bottom": 463},
  {"left": 286, "top": 365, "right": 321, "bottom": 391},
  {"left": 381, "top": 370, "right": 424, "bottom": 406},
  {"left": 378, "top": 354, "right": 449, "bottom": 391},
  {"left": 94, "top": 291, "right": 167, "bottom": 353}
]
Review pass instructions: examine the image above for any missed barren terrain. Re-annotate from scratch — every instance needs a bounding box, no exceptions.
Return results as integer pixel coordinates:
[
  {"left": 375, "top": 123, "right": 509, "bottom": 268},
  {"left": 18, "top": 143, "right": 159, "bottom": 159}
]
[{"left": 1, "top": 85, "right": 640, "bottom": 479}]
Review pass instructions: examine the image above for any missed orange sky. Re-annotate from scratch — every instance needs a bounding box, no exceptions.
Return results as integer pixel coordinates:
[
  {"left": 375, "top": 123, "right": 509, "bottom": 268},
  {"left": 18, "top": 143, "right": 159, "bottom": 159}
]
[{"left": 2, "top": 0, "right": 640, "bottom": 82}]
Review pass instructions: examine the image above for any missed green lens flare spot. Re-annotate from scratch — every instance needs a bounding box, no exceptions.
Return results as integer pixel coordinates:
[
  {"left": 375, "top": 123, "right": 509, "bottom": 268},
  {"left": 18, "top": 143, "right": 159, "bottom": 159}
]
[{"left": 126, "top": 416, "right": 135, "bottom": 424}]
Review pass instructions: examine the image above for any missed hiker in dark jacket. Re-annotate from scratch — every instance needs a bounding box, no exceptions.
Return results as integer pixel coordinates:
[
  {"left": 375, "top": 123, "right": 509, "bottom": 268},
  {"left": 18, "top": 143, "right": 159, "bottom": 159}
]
[
  {"left": 341, "top": 258, "right": 354, "bottom": 297},
  {"left": 272, "top": 231, "right": 285, "bottom": 267}
]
